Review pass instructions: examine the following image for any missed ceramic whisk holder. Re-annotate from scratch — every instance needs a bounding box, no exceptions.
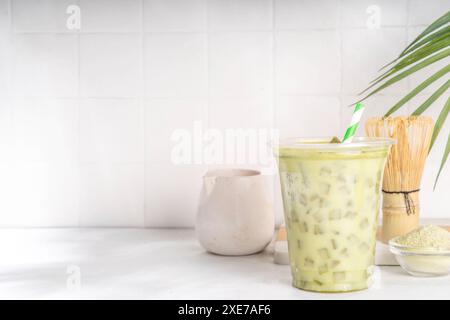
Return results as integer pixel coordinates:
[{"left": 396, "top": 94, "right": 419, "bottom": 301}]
[{"left": 196, "top": 169, "right": 275, "bottom": 256}]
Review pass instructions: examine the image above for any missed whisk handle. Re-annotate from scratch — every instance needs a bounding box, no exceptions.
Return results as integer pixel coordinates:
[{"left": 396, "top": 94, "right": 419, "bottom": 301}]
[{"left": 381, "top": 190, "right": 420, "bottom": 244}]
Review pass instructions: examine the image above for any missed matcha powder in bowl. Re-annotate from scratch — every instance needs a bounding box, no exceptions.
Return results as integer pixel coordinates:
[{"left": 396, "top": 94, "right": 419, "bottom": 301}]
[
  {"left": 389, "top": 225, "right": 450, "bottom": 277},
  {"left": 394, "top": 225, "right": 450, "bottom": 250}
]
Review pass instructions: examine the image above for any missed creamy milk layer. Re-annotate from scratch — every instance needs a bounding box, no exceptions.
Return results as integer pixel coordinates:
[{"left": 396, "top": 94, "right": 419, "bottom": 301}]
[{"left": 278, "top": 145, "right": 389, "bottom": 292}]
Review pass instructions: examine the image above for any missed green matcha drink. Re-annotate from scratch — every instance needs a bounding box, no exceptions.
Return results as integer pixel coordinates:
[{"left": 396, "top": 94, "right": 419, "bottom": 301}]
[{"left": 276, "top": 137, "right": 393, "bottom": 292}]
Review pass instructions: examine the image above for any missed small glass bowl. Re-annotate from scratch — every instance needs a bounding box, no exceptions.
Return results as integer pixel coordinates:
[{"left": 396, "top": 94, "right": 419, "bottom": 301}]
[{"left": 389, "top": 240, "right": 450, "bottom": 277}]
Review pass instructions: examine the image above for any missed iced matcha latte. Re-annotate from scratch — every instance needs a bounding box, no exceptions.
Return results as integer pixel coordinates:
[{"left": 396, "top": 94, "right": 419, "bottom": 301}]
[{"left": 276, "top": 138, "right": 393, "bottom": 292}]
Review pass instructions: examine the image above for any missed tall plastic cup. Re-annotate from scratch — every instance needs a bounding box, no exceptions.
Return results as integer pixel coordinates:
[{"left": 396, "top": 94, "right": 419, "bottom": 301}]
[{"left": 275, "top": 137, "right": 393, "bottom": 292}]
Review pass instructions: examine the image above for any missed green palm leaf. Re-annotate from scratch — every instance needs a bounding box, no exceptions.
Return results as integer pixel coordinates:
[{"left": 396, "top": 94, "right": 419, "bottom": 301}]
[
  {"left": 411, "top": 79, "right": 450, "bottom": 115},
  {"left": 401, "top": 11, "right": 450, "bottom": 55},
  {"left": 367, "top": 37, "right": 450, "bottom": 90},
  {"left": 434, "top": 132, "right": 450, "bottom": 190},
  {"left": 358, "top": 11, "right": 450, "bottom": 187},
  {"left": 356, "top": 49, "right": 450, "bottom": 102},
  {"left": 384, "top": 65, "right": 450, "bottom": 117},
  {"left": 379, "top": 25, "right": 450, "bottom": 71},
  {"left": 401, "top": 25, "right": 450, "bottom": 58},
  {"left": 430, "top": 97, "right": 450, "bottom": 151}
]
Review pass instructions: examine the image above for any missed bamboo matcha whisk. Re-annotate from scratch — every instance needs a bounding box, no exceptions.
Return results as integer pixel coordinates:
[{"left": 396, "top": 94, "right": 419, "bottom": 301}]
[{"left": 365, "top": 116, "right": 434, "bottom": 244}]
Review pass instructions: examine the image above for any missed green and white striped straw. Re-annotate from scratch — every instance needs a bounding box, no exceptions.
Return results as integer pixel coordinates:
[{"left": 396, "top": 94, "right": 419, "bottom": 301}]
[{"left": 342, "top": 103, "right": 365, "bottom": 143}]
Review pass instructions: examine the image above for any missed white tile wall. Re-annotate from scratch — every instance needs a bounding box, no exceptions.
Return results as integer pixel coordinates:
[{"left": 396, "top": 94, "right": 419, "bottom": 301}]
[
  {"left": 408, "top": 0, "right": 450, "bottom": 26},
  {"left": 145, "top": 98, "right": 207, "bottom": 164},
  {"left": 0, "top": 0, "right": 9, "bottom": 31},
  {"left": 12, "top": 0, "right": 74, "bottom": 33},
  {"left": 79, "top": 163, "right": 144, "bottom": 227},
  {"left": 12, "top": 98, "right": 79, "bottom": 162},
  {"left": 79, "top": 0, "right": 142, "bottom": 33},
  {"left": 341, "top": 28, "right": 408, "bottom": 95},
  {"left": 0, "top": 162, "right": 80, "bottom": 227},
  {"left": 208, "top": 96, "right": 274, "bottom": 168},
  {"left": 0, "top": 0, "right": 448, "bottom": 227},
  {"left": 0, "top": 98, "right": 13, "bottom": 161},
  {"left": 209, "top": 32, "right": 272, "bottom": 97},
  {"left": 143, "top": 0, "right": 206, "bottom": 32},
  {"left": 80, "top": 98, "right": 144, "bottom": 163},
  {"left": 275, "top": 0, "right": 339, "bottom": 30},
  {"left": 80, "top": 35, "right": 142, "bottom": 97},
  {"left": 11, "top": 35, "right": 78, "bottom": 97},
  {"left": 0, "top": 1, "right": 10, "bottom": 96},
  {"left": 209, "top": 96, "right": 273, "bottom": 130},
  {"left": 275, "top": 30, "right": 340, "bottom": 95},
  {"left": 341, "top": 0, "right": 408, "bottom": 27},
  {"left": 144, "top": 33, "right": 206, "bottom": 98},
  {"left": 0, "top": 27, "right": 10, "bottom": 97},
  {"left": 276, "top": 96, "right": 341, "bottom": 138},
  {"left": 208, "top": 0, "right": 272, "bottom": 31},
  {"left": 144, "top": 163, "right": 205, "bottom": 227}
]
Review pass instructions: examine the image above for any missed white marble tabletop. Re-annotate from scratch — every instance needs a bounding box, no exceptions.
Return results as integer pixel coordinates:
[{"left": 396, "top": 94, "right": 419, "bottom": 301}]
[{"left": 0, "top": 228, "right": 448, "bottom": 300}]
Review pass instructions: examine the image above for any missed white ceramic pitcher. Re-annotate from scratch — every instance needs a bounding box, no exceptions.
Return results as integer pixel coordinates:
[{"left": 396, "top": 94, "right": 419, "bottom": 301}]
[{"left": 196, "top": 169, "right": 275, "bottom": 255}]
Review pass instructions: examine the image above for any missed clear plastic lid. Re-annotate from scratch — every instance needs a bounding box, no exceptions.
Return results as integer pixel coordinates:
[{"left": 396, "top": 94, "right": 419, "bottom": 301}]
[{"left": 276, "top": 137, "right": 395, "bottom": 150}]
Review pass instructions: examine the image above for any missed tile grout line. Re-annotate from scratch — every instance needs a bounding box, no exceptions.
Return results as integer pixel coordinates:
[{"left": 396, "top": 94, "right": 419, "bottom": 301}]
[
  {"left": 405, "top": 0, "right": 412, "bottom": 114},
  {"left": 204, "top": 0, "right": 209, "bottom": 173},
  {"left": 271, "top": 0, "right": 279, "bottom": 226},
  {"left": 141, "top": 0, "right": 146, "bottom": 228},
  {"left": 271, "top": 0, "right": 276, "bottom": 132},
  {"left": 7, "top": 0, "right": 12, "bottom": 101},
  {"left": 8, "top": 24, "right": 432, "bottom": 36},
  {"left": 8, "top": 0, "right": 12, "bottom": 33},
  {"left": 205, "top": 0, "right": 211, "bottom": 153},
  {"left": 2, "top": 92, "right": 403, "bottom": 99},
  {"left": 338, "top": 0, "right": 344, "bottom": 135},
  {"left": 6, "top": 0, "right": 14, "bottom": 171},
  {"left": 7, "top": 0, "right": 12, "bottom": 120},
  {"left": 77, "top": 0, "right": 82, "bottom": 227}
]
